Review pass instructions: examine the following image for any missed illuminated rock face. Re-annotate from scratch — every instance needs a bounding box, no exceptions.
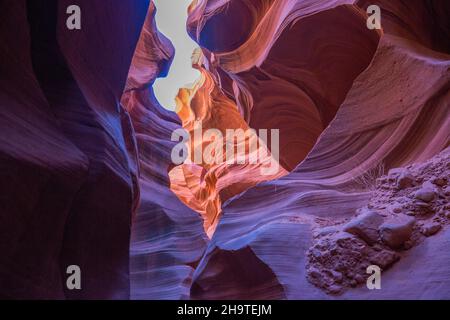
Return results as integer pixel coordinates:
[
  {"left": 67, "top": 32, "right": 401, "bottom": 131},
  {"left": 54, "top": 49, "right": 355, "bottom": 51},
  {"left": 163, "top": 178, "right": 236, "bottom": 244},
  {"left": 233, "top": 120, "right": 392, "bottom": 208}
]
[
  {"left": 123, "top": 0, "right": 450, "bottom": 300},
  {"left": 1, "top": 0, "right": 449, "bottom": 300},
  {"left": 122, "top": 3, "right": 208, "bottom": 300},
  {"left": 180, "top": 0, "right": 450, "bottom": 299}
]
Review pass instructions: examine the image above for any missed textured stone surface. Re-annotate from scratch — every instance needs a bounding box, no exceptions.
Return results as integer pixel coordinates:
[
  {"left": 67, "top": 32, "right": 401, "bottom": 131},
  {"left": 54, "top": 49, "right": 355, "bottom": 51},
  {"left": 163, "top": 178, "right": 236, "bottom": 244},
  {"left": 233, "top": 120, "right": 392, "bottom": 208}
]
[
  {"left": 343, "top": 209, "right": 384, "bottom": 245},
  {"left": 0, "top": 0, "right": 148, "bottom": 299},
  {"left": 380, "top": 216, "right": 415, "bottom": 249},
  {"left": 122, "top": 3, "right": 208, "bottom": 299},
  {"left": 181, "top": 0, "right": 450, "bottom": 299},
  {"left": 1, "top": 0, "right": 449, "bottom": 300}
]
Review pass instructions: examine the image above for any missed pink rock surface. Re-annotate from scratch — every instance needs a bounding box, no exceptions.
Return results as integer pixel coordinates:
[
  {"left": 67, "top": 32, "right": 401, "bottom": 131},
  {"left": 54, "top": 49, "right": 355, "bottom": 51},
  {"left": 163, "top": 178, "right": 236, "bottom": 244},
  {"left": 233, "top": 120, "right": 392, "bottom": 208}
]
[
  {"left": 1, "top": 0, "right": 449, "bottom": 300},
  {"left": 122, "top": 4, "right": 208, "bottom": 299},
  {"left": 184, "top": 0, "right": 450, "bottom": 299}
]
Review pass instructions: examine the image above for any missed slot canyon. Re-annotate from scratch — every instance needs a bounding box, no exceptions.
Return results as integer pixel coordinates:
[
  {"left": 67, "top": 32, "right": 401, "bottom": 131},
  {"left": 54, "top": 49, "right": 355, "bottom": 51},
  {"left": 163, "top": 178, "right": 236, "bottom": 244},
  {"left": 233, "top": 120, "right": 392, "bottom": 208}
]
[{"left": 0, "top": 0, "right": 449, "bottom": 300}]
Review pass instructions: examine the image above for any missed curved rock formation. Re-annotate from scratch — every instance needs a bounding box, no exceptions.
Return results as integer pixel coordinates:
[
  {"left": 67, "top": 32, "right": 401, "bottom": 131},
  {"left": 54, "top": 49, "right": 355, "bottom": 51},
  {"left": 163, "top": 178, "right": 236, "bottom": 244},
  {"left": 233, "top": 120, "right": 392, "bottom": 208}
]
[
  {"left": 122, "top": 3, "right": 208, "bottom": 299},
  {"left": 1, "top": 0, "right": 449, "bottom": 300},
  {"left": 188, "top": 1, "right": 381, "bottom": 170},
  {"left": 184, "top": 0, "right": 450, "bottom": 299},
  {"left": 0, "top": 0, "right": 148, "bottom": 299},
  {"left": 169, "top": 52, "right": 287, "bottom": 237}
]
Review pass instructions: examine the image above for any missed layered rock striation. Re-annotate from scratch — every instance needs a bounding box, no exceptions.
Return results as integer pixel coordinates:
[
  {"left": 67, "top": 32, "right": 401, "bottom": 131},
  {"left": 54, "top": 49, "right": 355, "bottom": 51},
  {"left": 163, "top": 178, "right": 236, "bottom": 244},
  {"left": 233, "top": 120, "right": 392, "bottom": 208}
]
[
  {"left": 184, "top": 0, "right": 450, "bottom": 299},
  {"left": 0, "top": 0, "right": 149, "bottom": 299},
  {"left": 1, "top": 0, "right": 449, "bottom": 300}
]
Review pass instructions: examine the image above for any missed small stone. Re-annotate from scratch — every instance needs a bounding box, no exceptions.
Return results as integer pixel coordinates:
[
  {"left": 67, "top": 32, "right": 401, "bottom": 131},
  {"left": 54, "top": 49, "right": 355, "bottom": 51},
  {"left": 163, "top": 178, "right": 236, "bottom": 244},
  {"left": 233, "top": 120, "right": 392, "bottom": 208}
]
[
  {"left": 396, "top": 172, "right": 415, "bottom": 189},
  {"left": 311, "top": 248, "right": 322, "bottom": 259},
  {"left": 432, "top": 177, "right": 446, "bottom": 187},
  {"left": 380, "top": 215, "right": 415, "bottom": 249},
  {"left": 390, "top": 204, "right": 403, "bottom": 213},
  {"left": 327, "top": 270, "right": 343, "bottom": 283},
  {"left": 414, "top": 187, "right": 436, "bottom": 202},
  {"left": 308, "top": 267, "right": 321, "bottom": 279},
  {"left": 343, "top": 209, "right": 384, "bottom": 245},
  {"left": 415, "top": 200, "right": 430, "bottom": 208},
  {"left": 354, "top": 274, "right": 365, "bottom": 284},
  {"left": 328, "top": 284, "right": 342, "bottom": 295},
  {"left": 369, "top": 250, "right": 400, "bottom": 268},
  {"left": 421, "top": 223, "right": 442, "bottom": 236},
  {"left": 414, "top": 200, "right": 431, "bottom": 213},
  {"left": 397, "top": 196, "right": 409, "bottom": 204}
]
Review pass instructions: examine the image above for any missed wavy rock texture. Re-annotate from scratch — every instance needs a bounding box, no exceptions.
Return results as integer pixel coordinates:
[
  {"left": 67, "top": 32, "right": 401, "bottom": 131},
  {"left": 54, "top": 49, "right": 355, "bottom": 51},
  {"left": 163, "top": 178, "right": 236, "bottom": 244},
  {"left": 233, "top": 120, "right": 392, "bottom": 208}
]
[
  {"left": 188, "top": 1, "right": 381, "bottom": 171},
  {"left": 122, "top": 4, "right": 208, "bottom": 300},
  {"left": 169, "top": 52, "right": 287, "bottom": 237},
  {"left": 184, "top": 0, "right": 450, "bottom": 299},
  {"left": 0, "top": 0, "right": 148, "bottom": 299},
  {"left": 1, "top": 0, "right": 449, "bottom": 300},
  {"left": 307, "top": 148, "right": 450, "bottom": 295}
]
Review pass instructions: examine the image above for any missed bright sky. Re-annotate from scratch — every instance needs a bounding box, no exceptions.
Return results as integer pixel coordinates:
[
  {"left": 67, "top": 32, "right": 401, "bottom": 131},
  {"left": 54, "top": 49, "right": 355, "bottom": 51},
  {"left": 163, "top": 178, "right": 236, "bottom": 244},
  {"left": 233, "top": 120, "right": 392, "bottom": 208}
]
[{"left": 153, "top": 0, "right": 201, "bottom": 111}]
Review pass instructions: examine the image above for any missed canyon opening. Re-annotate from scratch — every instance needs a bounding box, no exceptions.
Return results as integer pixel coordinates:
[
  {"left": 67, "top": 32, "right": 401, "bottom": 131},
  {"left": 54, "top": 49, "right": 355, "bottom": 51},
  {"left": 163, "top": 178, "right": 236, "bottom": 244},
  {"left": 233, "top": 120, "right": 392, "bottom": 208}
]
[{"left": 152, "top": 0, "right": 200, "bottom": 111}]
